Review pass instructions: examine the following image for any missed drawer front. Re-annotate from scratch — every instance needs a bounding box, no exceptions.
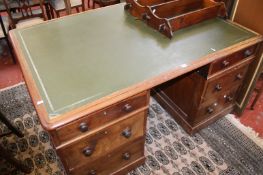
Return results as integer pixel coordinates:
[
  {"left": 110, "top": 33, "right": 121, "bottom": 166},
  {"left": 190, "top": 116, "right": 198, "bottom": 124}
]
[
  {"left": 203, "top": 65, "right": 248, "bottom": 102},
  {"left": 58, "top": 110, "right": 146, "bottom": 170},
  {"left": 194, "top": 90, "right": 237, "bottom": 124},
  {"left": 55, "top": 91, "right": 148, "bottom": 145},
  {"left": 210, "top": 45, "right": 256, "bottom": 75},
  {"left": 69, "top": 138, "right": 145, "bottom": 175}
]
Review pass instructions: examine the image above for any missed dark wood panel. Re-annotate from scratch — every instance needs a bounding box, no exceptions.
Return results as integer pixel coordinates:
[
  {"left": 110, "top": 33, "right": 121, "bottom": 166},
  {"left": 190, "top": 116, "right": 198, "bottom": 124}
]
[
  {"left": 154, "top": 72, "right": 206, "bottom": 120},
  {"left": 152, "top": 88, "right": 235, "bottom": 134}
]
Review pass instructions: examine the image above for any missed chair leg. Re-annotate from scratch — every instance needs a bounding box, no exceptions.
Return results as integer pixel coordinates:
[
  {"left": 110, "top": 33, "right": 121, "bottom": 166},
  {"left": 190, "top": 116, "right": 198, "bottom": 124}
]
[
  {"left": 55, "top": 10, "right": 60, "bottom": 18},
  {"left": 0, "top": 111, "right": 23, "bottom": 138},
  {"left": 82, "top": 3, "right": 85, "bottom": 11},
  {"left": 87, "top": 0, "right": 90, "bottom": 8},
  {"left": 5, "top": 37, "right": 16, "bottom": 64},
  {"left": 0, "top": 145, "right": 31, "bottom": 174},
  {"left": 50, "top": 7, "right": 55, "bottom": 19},
  {"left": 44, "top": 3, "right": 52, "bottom": 20},
  {"left": 76, "top": 7, "right": 80, "bottom": 13},
  {"left": 251, "top": 87, "right": 263, "bottom": 110},
  {"left": 93, "top": 1, "right": 95, "bottom": 8},
  {"left": 0, "top": 15, "right": 16, "bottom": 64}
]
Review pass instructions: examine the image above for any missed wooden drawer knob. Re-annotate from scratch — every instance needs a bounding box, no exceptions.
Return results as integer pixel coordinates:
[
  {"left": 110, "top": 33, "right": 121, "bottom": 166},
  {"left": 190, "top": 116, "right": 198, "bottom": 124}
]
[
  {"left": 89, "top": 170, "right": 96, "bottom": 175},
  {"left": 122, "top": 152, "right": 131, "bottom": 160},
  {"left": 123, "top": 104, "right": 133, "bottom": 112},
  {"left": 122, "top": 128, "right": 132, "bottom": 138},
  {"left": 79, "top": 122, "right": 88, "bottom": 132},
  {"left": 227, "top": 96, "right": 233, "bottom": 102},
  {"left": 236, "top": 73, "right": 243, "bottom": 80},
  {"left": 207, "top": 103, "right": 217, "bottom": 114},
  {"left": 207, "top": 107, "right": 214, "bottom": 114},
  {"left": 215, "top": 84, "right": 222, "bottom": 91},
  {"left": 225, "top": 95, "right": 233, "bottom": 102},
  {"left": 222, "top": 60, "right": 230, "bottom": 67},
  {"left": 244, "top": 49, "right": 253, "bottom": 57},
  {"left": 83, "top": 147, "right": 94, "bottom": 157}
]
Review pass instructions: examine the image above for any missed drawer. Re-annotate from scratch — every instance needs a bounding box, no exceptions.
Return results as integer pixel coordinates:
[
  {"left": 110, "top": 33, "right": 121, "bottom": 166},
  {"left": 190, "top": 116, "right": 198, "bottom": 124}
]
[
  {"left": 194, "top": 90, "right": 237, "bottom": 125},
  {"left": 69, "top": 138, "right": 145, "bottom": 175},
  {"left": 54, "top": 91, "right": 148, "bottom": 145},
  {"left": 209, "top": 45, "right": 256, "bottom": 75},
  {"left": 57, "top": 110, "right": 146, "bottom": 170},
  {"left": 203, "top": 64, "right": 248, "bottom": 102}
]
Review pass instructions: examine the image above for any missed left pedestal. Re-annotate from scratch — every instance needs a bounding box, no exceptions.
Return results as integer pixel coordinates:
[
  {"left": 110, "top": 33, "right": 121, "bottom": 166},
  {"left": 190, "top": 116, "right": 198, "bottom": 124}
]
[{"left": 49, "top": 91, "right": 150, "bottom": 175}]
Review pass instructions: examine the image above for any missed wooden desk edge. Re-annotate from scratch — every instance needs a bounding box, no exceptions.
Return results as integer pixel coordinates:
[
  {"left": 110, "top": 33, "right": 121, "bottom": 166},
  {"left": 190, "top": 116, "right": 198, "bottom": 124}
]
[{"left": 9, "top": 25, "right": 263, "bottom": 131}]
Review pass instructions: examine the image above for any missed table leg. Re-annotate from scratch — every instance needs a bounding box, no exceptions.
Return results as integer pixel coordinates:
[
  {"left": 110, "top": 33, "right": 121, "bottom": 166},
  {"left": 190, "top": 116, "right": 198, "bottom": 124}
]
[{"left": 45, "top": 3, "right": 52, "bottom": 20}]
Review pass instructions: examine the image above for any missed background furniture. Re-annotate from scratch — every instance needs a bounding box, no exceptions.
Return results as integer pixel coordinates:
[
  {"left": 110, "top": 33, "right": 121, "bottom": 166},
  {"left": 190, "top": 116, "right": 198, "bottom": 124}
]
[
  {"left": 0, "top": 0, "right": 19, "bottom": 12},
  {"left": 0, "top": 111, "right": 30, "bottom": 174},
  {"left": 0, "top": 14, "right": 15, "bottom": 63},
  {"left": 9, "top": 4, "right": 263, "bottom": 174},
  {"left": 49, "top": 0, "right": 85, "bottom": 17},
  {"left": 92, "top": 0, "right": 120, "bottom": 9},
  {"left": 3, "top": 0, "right": 46, "bottom": 29},
  {"left": 231, "top": 0, "right": 263, "bottom": 111}
]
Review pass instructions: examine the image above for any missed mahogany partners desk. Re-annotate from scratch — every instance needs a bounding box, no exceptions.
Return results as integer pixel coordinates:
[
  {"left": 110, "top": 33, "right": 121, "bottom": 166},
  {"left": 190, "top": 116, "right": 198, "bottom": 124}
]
[{"left": 9, "top": 3, "right": 263, "bottom": 175}]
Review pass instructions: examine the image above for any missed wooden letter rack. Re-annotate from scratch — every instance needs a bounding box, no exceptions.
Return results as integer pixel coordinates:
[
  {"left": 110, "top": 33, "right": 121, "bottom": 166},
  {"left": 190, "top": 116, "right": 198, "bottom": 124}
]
[{"left": 124, "top": 0, "right": 227, "bottom": 38}]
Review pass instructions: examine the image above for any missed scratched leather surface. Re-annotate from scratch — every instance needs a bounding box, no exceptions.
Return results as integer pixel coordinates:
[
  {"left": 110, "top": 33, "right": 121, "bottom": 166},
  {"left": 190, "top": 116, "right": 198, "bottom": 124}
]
[{"left": 13, "top": 3, "right": 256, "bottom": 117}]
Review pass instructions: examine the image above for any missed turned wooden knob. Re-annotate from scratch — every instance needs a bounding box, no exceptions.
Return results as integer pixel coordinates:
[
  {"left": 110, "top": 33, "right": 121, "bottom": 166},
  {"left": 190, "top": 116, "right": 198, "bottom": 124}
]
[
  {"left": 89, "top": 170, "right": 96, "bottom": 175},
  {"left": 236, "top": 73, "right": 243, "bottom": 80},
  {"left": 226, "top": 96, "right": 233, "bottom": 102},
  {"left": 244, "top": 49, "right": 252, "bottom": 57},
  {"left": 122, "top": 128, "right": 132, "bottom": 138},
  {"left": 123, "top": 104, "right": 133, "bottom": 112},
  {"left": 222, "top": 60, "right": 230, "bottom": 67},
  {"left": 122, "top": 152, "right": 131, "bottom": 160},
  {"left": 83, "top": 147, "right": 94, "bottom": 157},
  {"left": 215, "top": 84, "right": 222, "bottom": 91},
  {"left": 207, "top": 107, "right": 214, "bottom": 114},
  {"left": 79, "top": 122, "right": 88, "bottom": 132}
]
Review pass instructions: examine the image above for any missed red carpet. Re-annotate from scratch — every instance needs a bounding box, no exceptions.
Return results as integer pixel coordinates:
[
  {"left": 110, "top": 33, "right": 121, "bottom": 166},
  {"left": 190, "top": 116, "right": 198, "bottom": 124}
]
[{"left": 238, "top": 76, "right": 263, "bottom": 138}]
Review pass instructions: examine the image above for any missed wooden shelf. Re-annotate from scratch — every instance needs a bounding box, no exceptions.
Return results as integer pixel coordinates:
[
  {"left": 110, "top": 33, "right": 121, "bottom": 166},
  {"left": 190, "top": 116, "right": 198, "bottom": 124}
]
[{"left": 124, "top": 0, "right": 227, "bottom": 38}]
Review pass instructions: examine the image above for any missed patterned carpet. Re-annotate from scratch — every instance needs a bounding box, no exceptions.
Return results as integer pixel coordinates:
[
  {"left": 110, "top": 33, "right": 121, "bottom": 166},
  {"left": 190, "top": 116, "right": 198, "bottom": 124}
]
[{"left": 0, "top": 84, "right": 263, "bottom": 175}]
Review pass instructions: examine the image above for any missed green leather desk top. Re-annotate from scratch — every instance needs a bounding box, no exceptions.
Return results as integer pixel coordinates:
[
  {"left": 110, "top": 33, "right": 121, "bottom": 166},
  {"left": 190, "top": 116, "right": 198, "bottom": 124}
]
[{"left": 12, "top": 3, "right": 256, "bottom": 118}]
